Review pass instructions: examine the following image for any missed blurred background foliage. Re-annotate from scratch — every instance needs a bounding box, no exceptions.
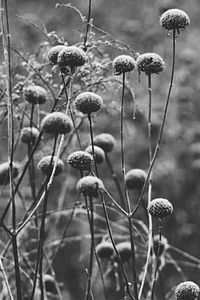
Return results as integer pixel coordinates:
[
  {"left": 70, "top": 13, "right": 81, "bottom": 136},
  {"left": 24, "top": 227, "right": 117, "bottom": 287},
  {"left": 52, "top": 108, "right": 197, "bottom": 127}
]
[{"left": 0, "top": 0, "right": 200, "bottom": 299}]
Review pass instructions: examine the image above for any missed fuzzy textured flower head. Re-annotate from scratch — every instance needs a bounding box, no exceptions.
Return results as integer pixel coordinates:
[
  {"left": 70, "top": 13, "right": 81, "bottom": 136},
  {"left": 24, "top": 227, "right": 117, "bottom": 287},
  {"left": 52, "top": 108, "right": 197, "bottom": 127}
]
[
  {"left": 113, "top": 55, "right": 136, "bottom": 75},
  {"left": 136, "top": 53, "right": 165, "bottom": 75},
  {"left": 96, "top": 241, "right": 114, "bottom": 259},
  {"left": 0, "top": 161, "right": 20, "bottom": 185},
  {"left": 47, "top": 45, "right": 68, "bottom": 65},
  {"left": 114, "top": 242, "right": 131, "bottom": 262},
  {"left": 93, "top": 133, "right": 116, "bottom": 153},
  {"left": 67, "top": 151, "right": 93, "bottom": 171},
  {"left": 175, "top": 281, "right": 200, "bottom": 300},
  {"left": 76, "top": 176, "right": 104, "bottom": 198},
  {"left": 74, "top": 92, "right": 103, "bottom": 114},
  {"left": 160, "top": 9, "right": 190, "bottom": 31},
  {"left": 23, "top": 85, "right": 47, "bottom": 105},
  {"left": 85, "top": 145, "right": 105, "bottom": 164},
  {"left": 20, "top": 127, "right": 40, "bottom": 145},
  {"left": 41, "top": 112, "right": 72, "bottom": 135},
  {"left": 57, "top": 46, "right": 87, "bottom": 69},
  {"left": 125, "top": 168, "right": 147, "bottom": 190},
  {"left": 37, "top": 156, "right": 64, "bottom": 176},
  {"left": 148, "top": 198, "right": 173, "bottom": 218}
]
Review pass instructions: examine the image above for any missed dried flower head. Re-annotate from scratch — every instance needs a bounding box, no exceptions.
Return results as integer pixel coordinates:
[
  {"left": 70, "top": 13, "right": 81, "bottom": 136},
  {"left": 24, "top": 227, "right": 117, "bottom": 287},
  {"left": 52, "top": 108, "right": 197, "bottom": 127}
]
[
  {"left": 160, "top": 9, "right": 190, "bottom": 31},
  {"left": 76, "top": 176, "right": 104, "bottom": 198},
  {"left": 153, "top": 235, "right": 169, "bottom": 256},
  {"left": 0, "top": 161, "right": 20, "bottom": 185},
  {"left": 96, "top": 241, "right": 114, "bottom": 259},
  {"left": 115, "top": 242, "right": 132, "bottom": 262},
  {"left": 85, "top": 145, "right": 105, "bottom": 164},
  {"left": 47, "top": 45, "right": 68, "bottom": 65},
  {"left": 23, "top": 85, "right": 47, "bottom": 105},
  {"left": 175, "top": 281, "right": 200, "bottom": 300},
  {"left": 41, "top": 112, "right": 72, "bottom": 135},
  {"left": 37, "top": 155, "right": 64, "bottom": 176},
  {"left": 74, "top": 92, "right": 103, "bottom": 114},
  {"left": 67, "top": 151, "right": 93, "bottom": 171},
  {"left": 20, "top": 127, "right": 40, "bottom": 145},
  {"left": 148, "top": 198, "right": 173, "bottom": 218},
  {"left": 136, "top": 53, "right": 165, "bottom": 75},
  {"left": 93, "top": 133, "right": 116, "bottom": 153},
  {"left": 125, "top": 169, "right": 147, "bottom": 190},
  {"left": 57, "top": 46, "right": 87, "bottom": 69},
  {"left": 112, "top": 55, "right": 136, "bottom": 75}
]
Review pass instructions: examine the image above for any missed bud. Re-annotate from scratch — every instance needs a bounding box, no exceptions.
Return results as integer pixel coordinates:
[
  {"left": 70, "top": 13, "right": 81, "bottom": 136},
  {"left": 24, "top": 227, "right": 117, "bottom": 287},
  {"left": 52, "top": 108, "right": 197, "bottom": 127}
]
[
  {"left": 160, "top": 9, "right": 190, "bottom": 31},
  {"left": 96, "top": 241, "right": 114, "bottom": 259},
  {"left": 175, "top": 281, "right": 200, "bottom": 300},
  {"left": 125, "top": 169, "right": 147, "bottom": 190},
  {"left": 20, "top": 127, "right": 40, "bottom": 145},
  {"left": 47, "top": 45, "right": 67, "bottom": 65},
  {"left": 57, "top": 46, "right": 87, "bottom": 69},
  {"left": 136, "top": 53, "right": 165, "bottom": 75},
  {"left": 115, "top": 242, "right": 131, "bottom": 262},
  {"left": 85, "top": 145, "right": 105, "bottom": 164}
]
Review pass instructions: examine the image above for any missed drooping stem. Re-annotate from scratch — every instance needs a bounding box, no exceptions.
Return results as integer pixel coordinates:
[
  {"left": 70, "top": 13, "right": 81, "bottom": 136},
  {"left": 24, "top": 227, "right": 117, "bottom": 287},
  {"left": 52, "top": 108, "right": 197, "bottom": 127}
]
[{"left": 83, "top": 0, "right": 92, "bottom": 50}]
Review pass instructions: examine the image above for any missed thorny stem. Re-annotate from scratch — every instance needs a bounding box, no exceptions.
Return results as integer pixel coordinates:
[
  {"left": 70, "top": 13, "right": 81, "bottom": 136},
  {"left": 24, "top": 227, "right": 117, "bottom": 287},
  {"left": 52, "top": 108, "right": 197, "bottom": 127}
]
[
  {"left": 83, "top": 0, "right": 92, "bottom": 50},
  {"left": 88, "top": 113, "right": 99, "bottom": 176}
]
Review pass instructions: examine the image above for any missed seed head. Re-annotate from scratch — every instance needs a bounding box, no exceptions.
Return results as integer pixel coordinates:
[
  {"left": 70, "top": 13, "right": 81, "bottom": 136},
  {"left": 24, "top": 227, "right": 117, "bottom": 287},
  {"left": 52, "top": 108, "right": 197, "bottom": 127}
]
[
  {"left": 153, "top": 235, "right": 169, "bottom": 256},
  {"left": 47, "top": 45, "right": 68, "bottom": 65},
  {"left": 0, "top": 162, "right": 20, "bottom": 185},
  {"left": 160, "top": 9, "right": 190, "bottom": 31},
  {"left": 96, "top": 241, "right": 114, "bottom": 259},
  {"left": 20, "top": 127, "right": 40, "bottom": 145},
  {"left": 125, "top": 169, "right": 147, "bottom": 190},
  {"left": 23, "top": 85, "right": 47, "bottom": 105},
  {"left": 57, "top": 46, "right": 87, "bottom": 69},
  {"left": 136, "top": 53, "right": 165, "bottom": 75},
  {"left": 148, "top": 198, "right": 173, "bottom": 218},
  {"left": 93, "top": 133, "right": 116, "bottom": 153},
  {"left": 37, "top": 155, "right": 64, "bottom": 176},
  {"left": 67, "top": 151, "right": 93, "bottom": 171},
  {"left": 76, "top": 176, "right": 104, "bottom": 198},
  {"left": 113, "top": 55, "right": 136, "bottom": 75},
  {"left": 41, "top": 112, "right": 72, "bottom": 135},
  {"left": 74, "top": 92, "right": 103, "bottom": 114},
  {"left": 85, "top": 145, "right": 105, "bottom": 164},
  {"left": 115, "top": 242, "right": 132, "bottom": 262},
  {"left": 175, "top": 281, "right": 200, "bottom": 300}
]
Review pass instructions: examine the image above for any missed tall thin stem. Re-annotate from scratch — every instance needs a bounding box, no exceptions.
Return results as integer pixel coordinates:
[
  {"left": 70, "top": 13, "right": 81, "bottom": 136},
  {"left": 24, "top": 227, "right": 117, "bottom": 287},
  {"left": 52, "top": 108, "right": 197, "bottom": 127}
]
[
  {"left": 88, "top": 113, "right": 98, "bottom": 176},
  {"left": 83, "top": 0, "right": 92, "bottom": 50}
]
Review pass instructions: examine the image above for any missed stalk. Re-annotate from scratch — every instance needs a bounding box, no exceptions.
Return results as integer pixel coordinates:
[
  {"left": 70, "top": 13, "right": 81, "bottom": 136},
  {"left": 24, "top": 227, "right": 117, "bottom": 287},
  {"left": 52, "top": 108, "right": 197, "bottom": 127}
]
[
  {"left": 83, "top": 0, "right": 92, "bottom": 50},
  {"left": 88, "top": 113, "right": 99, "bottom": 176}
]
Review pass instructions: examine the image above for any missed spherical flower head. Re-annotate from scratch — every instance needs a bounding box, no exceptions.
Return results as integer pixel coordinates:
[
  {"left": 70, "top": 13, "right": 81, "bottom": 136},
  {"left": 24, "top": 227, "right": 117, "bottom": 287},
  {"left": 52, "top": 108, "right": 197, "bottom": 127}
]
[
  {"left": 76, "top": 176, "right": 104, "bottom": 198},
  {"left": 23, "top": 85, "right": 47, "bottom": 105},
  {"left": 115, "top": 242, "right": 131, "bottom": 262},
  {"left": 20, "top": 127, "right": 40, "bottom": 145},
  {"left": 67, "top": 151, "right": 93, "bottom": 171},
  {"left": 112, "top": 55, "right": 136, "bottom": 75},
  {"left": 125, "top": 169, "right": 147, "bottom": 190},
  {"left": 85, "top": 145, "right": 105, "bottom": 164},
  {"left": 47, "top": 45, "right": 68, "bottom": 65},
  {"left": 74, "top": 92, "right": 103, "bottom": 114},
  {"left": 96, "top": 241, "right": 114, "bottom": 259},
  {"left": 93, "top": 133, "right": 116, "bottom": 153},
  {"left": 160, "top": 9, "right": 190, "bottom": 31},
  {"left": 0, "top": 161, "right": 20, "bottom": 185},
  {"left": 153, "top": 235, "right": 169, "bottom": 256},
  {"left": 37, "top": 155, "right": 64, "bottom": 176},
  {"left": 136, "top": 53, "right": 165, "bottom": 75},
  {"left": 175, "top": 281, "right": 200, "bottom": 300},
  {"left": 148, "top": 198, "right": 173, "bottom": 218},
  {"left": 57, "top": 46, "right": 87, "bottom": 69},
  {"left": 41, "top": 112, "right": 72, "bottom": 135}
]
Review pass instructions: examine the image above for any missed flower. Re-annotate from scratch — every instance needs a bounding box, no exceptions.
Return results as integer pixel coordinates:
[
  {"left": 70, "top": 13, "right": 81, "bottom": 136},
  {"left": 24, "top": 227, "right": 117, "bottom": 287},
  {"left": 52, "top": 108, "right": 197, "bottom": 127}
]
[
  {"left": 113, "top": 55, "right": 136, "bottom": 75},
  {"left": 93, "top": 133, "right": 116, "bottom": 153},
  {"left": 96, "top": 241, "right": 114, "bottom": 259},
  {"left": 20, "top": 127, "right": 40, "bottom": 145},
  {"left": 76, "top": 176, "right": 104, "bottom": 198},
  {"left": 74, "top": 92, "right": 103, "bottom": 114},
  {"left": 67, "top": 151, "right": 93, "bottom": 171},
  {"left": 41, "top": 112, "right": 72, "bottom": 135},
  {"left": 57, "top": 46, "right": 87, "bottom": 69},
  {"left": 0, "top": 162, "right": 20, "bottom": 185},
  {"left": 136, "top": 53, "right": 165, "bottom": 75},
  {"left": 125, "top": 169, "right": 147, "bottom": 190},
  {"left": 148, "top": 198, "right": 173, "bottom": 218},
  {"left": 47, "top": 45, "right": 68, "bottom": 65},
  {"left": 160, "top": 9, "right": 190, "bottom": 31},
  {"left": 37, "top": 156, "right": 64, "bottom": 176},
  {"left": 175, "top": 281, "right": 200, "bottom": 300},
  {"left": 23, "top": 85, "right": 47, "bottom": 105},
  {"left": 85, "top": 145, "right": 105, "bottom": 164}
]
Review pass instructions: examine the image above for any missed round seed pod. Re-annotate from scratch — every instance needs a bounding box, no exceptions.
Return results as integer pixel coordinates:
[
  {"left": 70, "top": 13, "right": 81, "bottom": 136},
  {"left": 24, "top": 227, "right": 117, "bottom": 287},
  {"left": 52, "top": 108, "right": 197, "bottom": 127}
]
[
  {"left": 0, "top": 162, "right": 20, "bottom": 185},
  {"left": 160, "top": 9, "right": 190, "bottom": 31},
  {"left": 85, "top": 145, "right": 105, "bottom": 164},
  {"left": 93, "top": 133, "right": 116, "bottom": 153},
  {"left": 23, "top": 85, "right": 47, "bottom": 105},
  {"left": 67, "top": 151, "right": 93, "bottom": 171},
  {"left": 112, "top": 55, "right": 136, "bottom": 75},
  {"left": 41, "top": 112, "right": 72, "bottom": 135},
  {"left": 20, "top": 127, "right": 40, "bottom": 145},
  {"left": 76, "top": 176, "right": 104, "bottom": 198},
  {"left": 148, "top": 198, "right": 173, "bottom": 218},
  {"left": 37, "top": 156, "right": 64, "bottom": 176},
  {"left": 43, "top": 274, "right": 57, "bottom": 294},
  {"left": 96, "top": 241, "right": 114, "bottom": 259},
  {"left": 153, "top": 235, "right": 169, "bottom": 256},
  {"left": 47, "top": 45, "right": 68, "bottom": 65},
  {"left": 57, "top": 46, "right": 87, "bottom": 69},
  {"left": 175, "top": 281, "right": 200, "bottom": 300},
  {"left": 74, "top": 92, "right": 103, "bottom": 114},
  {"left": 136, "top": 53, "right": 165, "bottom": 75},
  {"left": 125, "top": 169, "right": 147, "bottom": 190},
  {"left": 115, "top": 242, "right": 132, "bottom": 262}
]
